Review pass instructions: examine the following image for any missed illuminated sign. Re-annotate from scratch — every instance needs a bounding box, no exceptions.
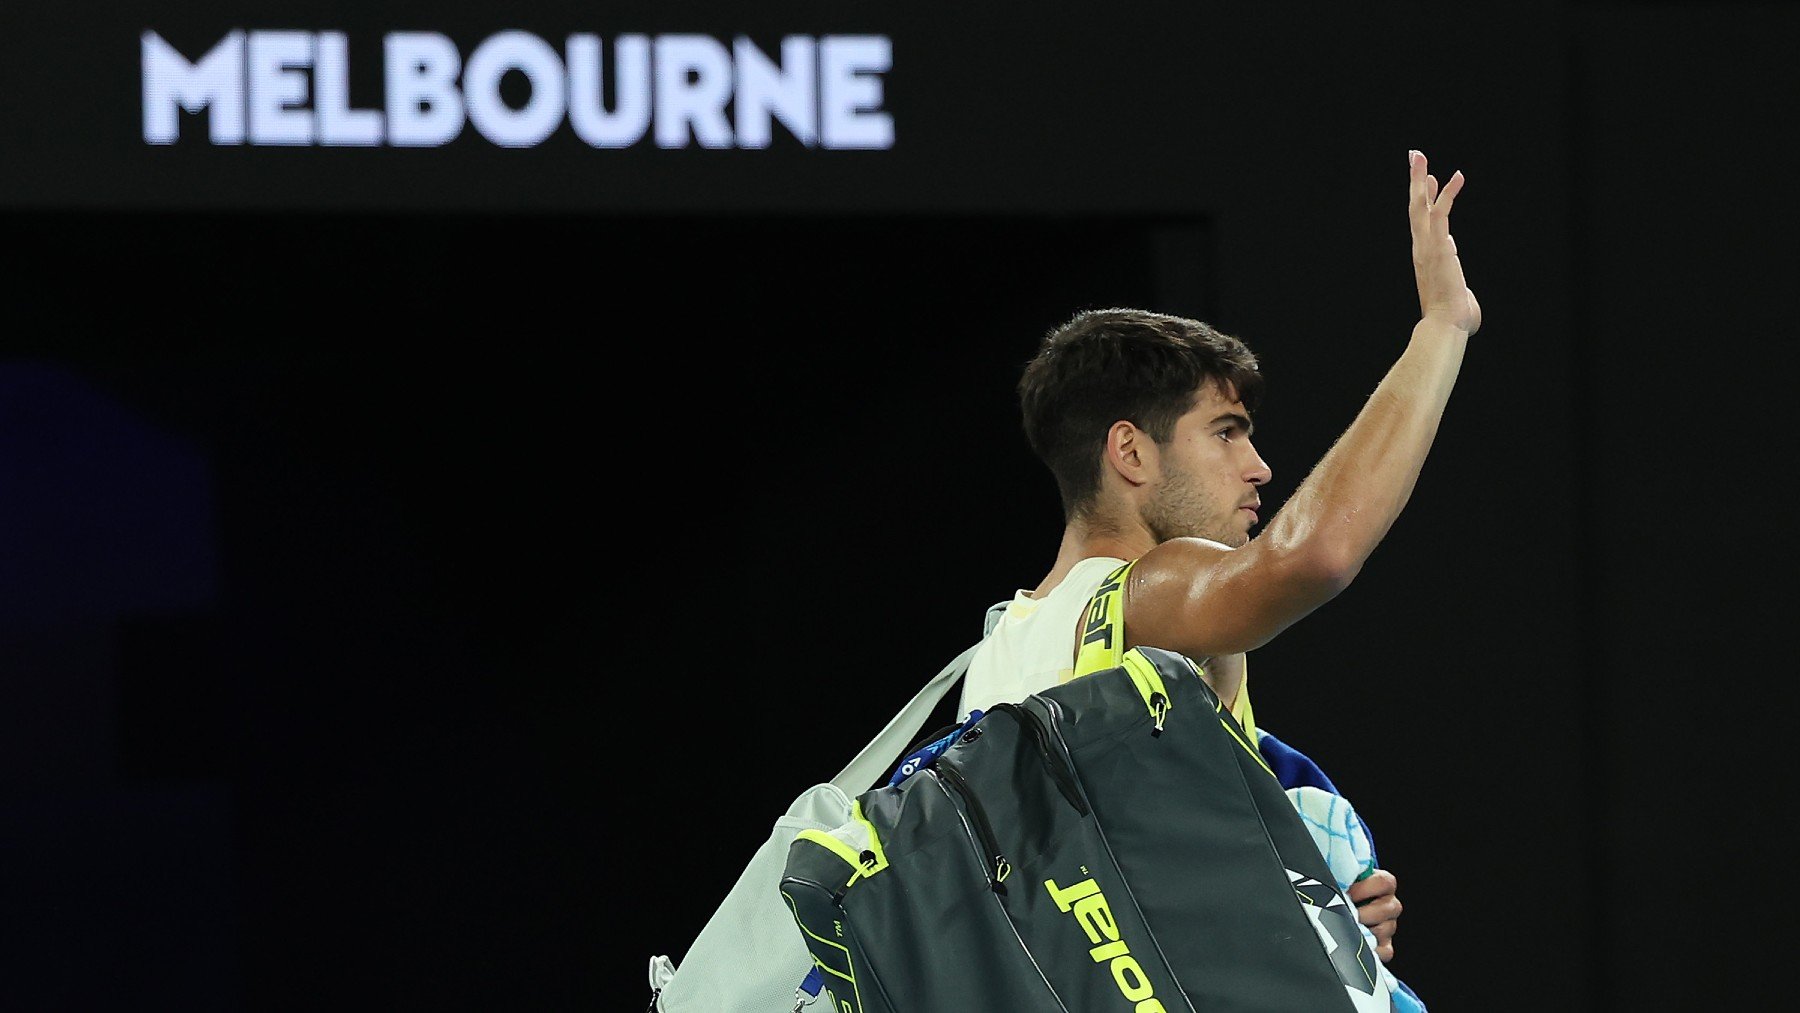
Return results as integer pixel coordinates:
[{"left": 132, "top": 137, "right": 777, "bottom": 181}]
[{"left": 141, "top": 30, "right": 894, "bottom": 150}]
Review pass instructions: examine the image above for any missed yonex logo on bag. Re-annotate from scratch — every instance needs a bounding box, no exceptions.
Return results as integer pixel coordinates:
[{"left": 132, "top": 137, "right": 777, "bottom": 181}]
[{"left": 1044, "top": 876, "right": 1167, "bottom": 1012}]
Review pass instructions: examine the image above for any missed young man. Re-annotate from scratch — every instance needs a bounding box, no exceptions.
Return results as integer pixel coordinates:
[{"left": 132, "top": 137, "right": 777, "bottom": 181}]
[{"left": 961, "top": 150, "right": 1480, "bottom": 969}]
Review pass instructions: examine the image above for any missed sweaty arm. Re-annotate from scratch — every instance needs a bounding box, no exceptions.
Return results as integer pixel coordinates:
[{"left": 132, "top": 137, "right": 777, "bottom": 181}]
[{"left": 1128, "top": 149, "right": 1482, "bottom": 659}]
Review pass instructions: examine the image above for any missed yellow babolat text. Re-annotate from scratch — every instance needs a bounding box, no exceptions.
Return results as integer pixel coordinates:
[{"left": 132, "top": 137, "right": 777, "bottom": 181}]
[{"left": 1044, "top": 877, "right": 1167, "bottom": 1012}]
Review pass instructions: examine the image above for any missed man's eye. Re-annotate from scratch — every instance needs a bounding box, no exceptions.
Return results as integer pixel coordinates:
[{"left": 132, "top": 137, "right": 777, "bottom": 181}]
[{"left": 1216, "top": 429, "right": 1236, "bottom": 442}]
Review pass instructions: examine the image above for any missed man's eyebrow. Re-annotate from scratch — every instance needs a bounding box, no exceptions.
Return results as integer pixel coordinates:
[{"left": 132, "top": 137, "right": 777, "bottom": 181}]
[{"left": 1211, "top": 411, "right": 1255, "bottom": 436}]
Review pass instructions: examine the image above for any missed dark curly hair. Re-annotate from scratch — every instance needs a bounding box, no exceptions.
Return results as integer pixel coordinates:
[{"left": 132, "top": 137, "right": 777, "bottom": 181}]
[{"left": 1018, "top": 307, "right": 1264, "bottom": 521}]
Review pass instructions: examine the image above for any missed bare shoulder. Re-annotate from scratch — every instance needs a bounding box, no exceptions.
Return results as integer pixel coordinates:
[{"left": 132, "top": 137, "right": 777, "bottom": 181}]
[
  {"left": 1123, "top": 538, "right": 1237, "bottom": 642},
  {"left": 1133, "top": 537, "right": 1239, "bottom": 588},
  {"left": 1124, "top": 536, "right": 1326, "bottom": 657}
]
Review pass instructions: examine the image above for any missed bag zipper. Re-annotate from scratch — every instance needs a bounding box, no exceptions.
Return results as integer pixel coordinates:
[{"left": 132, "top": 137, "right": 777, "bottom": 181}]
[
  {"left": 988, "top": 702, "right": 1089, "bottom": 815},
  {"left": 932, "top": 761, "right": 1012, "bottom": 894}
]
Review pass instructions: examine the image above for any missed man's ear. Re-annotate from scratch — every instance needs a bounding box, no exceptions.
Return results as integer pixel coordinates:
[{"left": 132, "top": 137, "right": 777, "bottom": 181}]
[{"left": 1104, "top": 420, "right": 1154, "bottom": 488}]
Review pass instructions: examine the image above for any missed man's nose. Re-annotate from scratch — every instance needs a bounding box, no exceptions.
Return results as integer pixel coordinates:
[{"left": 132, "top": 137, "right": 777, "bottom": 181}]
[{"left": 1246, "top": 447, "right": 1272, "bottom": 486}]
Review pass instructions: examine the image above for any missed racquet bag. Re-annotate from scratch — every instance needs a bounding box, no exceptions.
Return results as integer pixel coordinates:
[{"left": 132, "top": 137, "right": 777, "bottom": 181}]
[{"left": 780, "top": 645, "right": 1393, "bottom": 1012}]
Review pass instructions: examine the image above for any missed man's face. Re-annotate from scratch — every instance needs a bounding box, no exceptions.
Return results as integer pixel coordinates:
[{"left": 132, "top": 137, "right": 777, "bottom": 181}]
[{"left": 1141, "top": 381, "right": 1272, "bottom": 548}]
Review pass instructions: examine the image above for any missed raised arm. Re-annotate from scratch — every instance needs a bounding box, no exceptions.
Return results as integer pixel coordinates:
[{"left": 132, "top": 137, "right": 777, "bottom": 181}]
[{"left": 1127, "top": 150, "right": 1482, "bottom": 657}]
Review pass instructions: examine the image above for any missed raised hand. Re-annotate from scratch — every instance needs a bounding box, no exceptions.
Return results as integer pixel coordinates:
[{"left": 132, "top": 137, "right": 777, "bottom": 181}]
[{"left": 1409, "top": 150, "right": 1481, "bottom": 336}]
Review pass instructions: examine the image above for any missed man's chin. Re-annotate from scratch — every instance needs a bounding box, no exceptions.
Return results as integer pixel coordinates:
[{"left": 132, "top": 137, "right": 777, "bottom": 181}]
[{"left": 1199, "top": 528, "right": 1252, "bottom": 549}]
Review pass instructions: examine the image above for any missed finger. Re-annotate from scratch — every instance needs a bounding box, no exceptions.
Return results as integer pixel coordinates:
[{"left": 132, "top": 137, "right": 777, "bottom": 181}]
[
  {"left": 1355, "top": 896, "right": 1402, "bottom": 926},
  {"left": 1366, "top": 916, "right": 1398, "bottom": 945},
  {"left": 1367, "top": 918, "right": 1397, "bottom": 963},
  {"left": 1348, "top": 869, "right": 1397, "bottom": 903},
  {"left": 1435, "top": 169, "right": 1466, "bottom": 219},
  {"left": 1409, "top": 150, "right": 1428, "bottom": 215},
  {"left": 1426, "top": 173, "right": 1439, "bottom": 205}
]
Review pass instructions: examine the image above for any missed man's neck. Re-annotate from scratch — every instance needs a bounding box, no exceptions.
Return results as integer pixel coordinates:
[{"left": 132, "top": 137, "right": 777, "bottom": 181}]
[{"left": 1030, "top": 523, "right": 1153, "bottom": 599}]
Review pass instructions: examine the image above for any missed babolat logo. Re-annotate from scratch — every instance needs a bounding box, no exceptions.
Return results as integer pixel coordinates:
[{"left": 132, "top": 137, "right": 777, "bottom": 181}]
[
  {"left": 141, "top": 29, "right": 893, "bottom": 149},
  {"left": 1045, "top": 876, "right": 1166, "bottom": 1012},
  {"left": 1080, "top": 566, "right": 1125, "bottom": 651}
]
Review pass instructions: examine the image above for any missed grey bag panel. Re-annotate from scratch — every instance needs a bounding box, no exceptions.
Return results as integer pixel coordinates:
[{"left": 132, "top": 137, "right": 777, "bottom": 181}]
[
  {"left": 782, "top": 645, "right": 1390, "bottom": 1013},
  {"left": 933, "top": 708, "right": 1190, "bottom": 1011},
  {"left": 780, "top": 846, "right": 888, "bottom": 1013},
  {"left": 788, "top": 695, "right": 1197, "bottom": 1012},
  {"left": 1036, "top": 647, "right": 1378, "bottom": 1012},
  {"left": 782, "top": 770, "right": 1070, "bottom": 1012},
  {"left": 934, "top": 706, "right": 1090, "bottom": 874},
  {"left": 1211, "top": 710, "right": 1391, "bottom": 1008}
]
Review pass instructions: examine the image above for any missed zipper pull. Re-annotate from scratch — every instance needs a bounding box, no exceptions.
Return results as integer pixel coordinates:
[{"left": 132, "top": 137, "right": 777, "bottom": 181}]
[
  {"left": 1150, "top": 692, "right": 1169, "bottom": 736},
  {"left": 992, "top": 855, "right": 1012, "bottom": 894}
]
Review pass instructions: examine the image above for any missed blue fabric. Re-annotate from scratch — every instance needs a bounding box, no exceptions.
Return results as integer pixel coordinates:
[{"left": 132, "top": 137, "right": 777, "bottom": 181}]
[
  {"left": 1259, "top": 728, "right": 1426, "bottom": 1013},
  {"left": 1258, "top": 727, "right": 1376, "bottom": 865},
  {"left": 887, "top": 710, "right": 984, "bottom": 787},
  {"left": 1258, "top": 726, "right": 1342, "bottom": 793}
]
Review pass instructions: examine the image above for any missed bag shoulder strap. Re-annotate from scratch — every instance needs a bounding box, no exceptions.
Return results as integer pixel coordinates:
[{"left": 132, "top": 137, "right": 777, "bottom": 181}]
[
  {"left": 1073, "top": 559, "right": 1259, "bottom": 743},
  {"left": 1073, "top": 560, "right": 1135, "bottom": 679},
  {"left": 828, "top": 600, "right": 1007, "bottom": 793}
]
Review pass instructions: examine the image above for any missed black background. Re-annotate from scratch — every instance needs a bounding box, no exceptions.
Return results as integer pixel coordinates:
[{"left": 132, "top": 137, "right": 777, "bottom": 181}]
[{"left": 4, "top": 2, "right": 1799, "bottom": 1011}]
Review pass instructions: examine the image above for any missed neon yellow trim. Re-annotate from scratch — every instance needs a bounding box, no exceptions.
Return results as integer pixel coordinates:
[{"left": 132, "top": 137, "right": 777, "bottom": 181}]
[
  {"left": 1212, "top": 694, "right": 1275, "bottom": 778},
  {"left": 1230, "top": 659, "right": 1257, "bottom": 744},
  {"left": 1077, "top": 557, "right": 1266, "bottom": 767},
  {"left": 1073, "top": 561, "right": 1133, "bottom": 678},
  {"left": 781, "top": 891, "right": 864, "bottom": 1012},
  {"left": 1120, "top": 649, "right": 1169, "bottom": 722},
  {"left": 795, "top": 829, "right": 864, "bottom": 873},
  {"left": 798, "top": 811, "right": 886, "bottom": 895},
  {"left": 850, "top": 801, "right": 888, "bottom": 876}
]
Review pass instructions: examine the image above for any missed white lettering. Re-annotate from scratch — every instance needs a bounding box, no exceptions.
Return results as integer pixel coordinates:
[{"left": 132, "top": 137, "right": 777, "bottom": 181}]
[
  {"left": 315, "top": 32, "right": 382, "bottom": 146},
  {"left": 733, "top": 36, "right": 817, "bottom": 148},
  {"left": 567, "top": 34, "right": 652, "bottom": 148},
  {"left": 140, "top": 29, "right": 893, "bottom": 151},
  {"left": 386, "top": 32, "right": 464, "bottom": 147},
  {"left": 141, "top": 30, "right": 244, "bottom": 144},
  {"left": 654, "top": 35, "right": 734, "bottom": 148},
  {"left": 465, "top": 30, "right": 567, "bottom": 148},
  {"left": 247, "top": 30, "right": 314, "bottom": 145},
  {"left": 821, "top": 35, "right": 893, "bottom": 149}
]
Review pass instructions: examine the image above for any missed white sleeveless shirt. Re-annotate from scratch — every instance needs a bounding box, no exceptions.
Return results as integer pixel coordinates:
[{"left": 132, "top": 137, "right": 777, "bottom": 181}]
[
  {"left": 961, "top": 555, "right": 1260, "bottom": 741},
  {"left": 959, "top": 556, "right": 1127, "bottom": 717}
]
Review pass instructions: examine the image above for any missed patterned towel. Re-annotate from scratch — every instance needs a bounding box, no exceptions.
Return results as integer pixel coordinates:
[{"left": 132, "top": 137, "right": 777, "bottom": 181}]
[{"left": 1262, "top": 729, "right": 1427, "bottom": 1013}]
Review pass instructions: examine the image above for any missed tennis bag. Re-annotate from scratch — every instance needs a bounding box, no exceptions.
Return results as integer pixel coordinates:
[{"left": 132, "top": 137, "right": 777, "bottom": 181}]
[
  {"left": 780, "top": 645, "right": 1393, "bottom": 1012},
  {"left": 646, "top": 606, "right": 1008, "bottom": 1013}
]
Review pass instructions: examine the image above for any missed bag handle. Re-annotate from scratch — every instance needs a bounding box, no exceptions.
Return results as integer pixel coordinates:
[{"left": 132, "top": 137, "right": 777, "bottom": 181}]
[{"left": 828, "top": 601, "right": 1007, "bottom": 793}]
